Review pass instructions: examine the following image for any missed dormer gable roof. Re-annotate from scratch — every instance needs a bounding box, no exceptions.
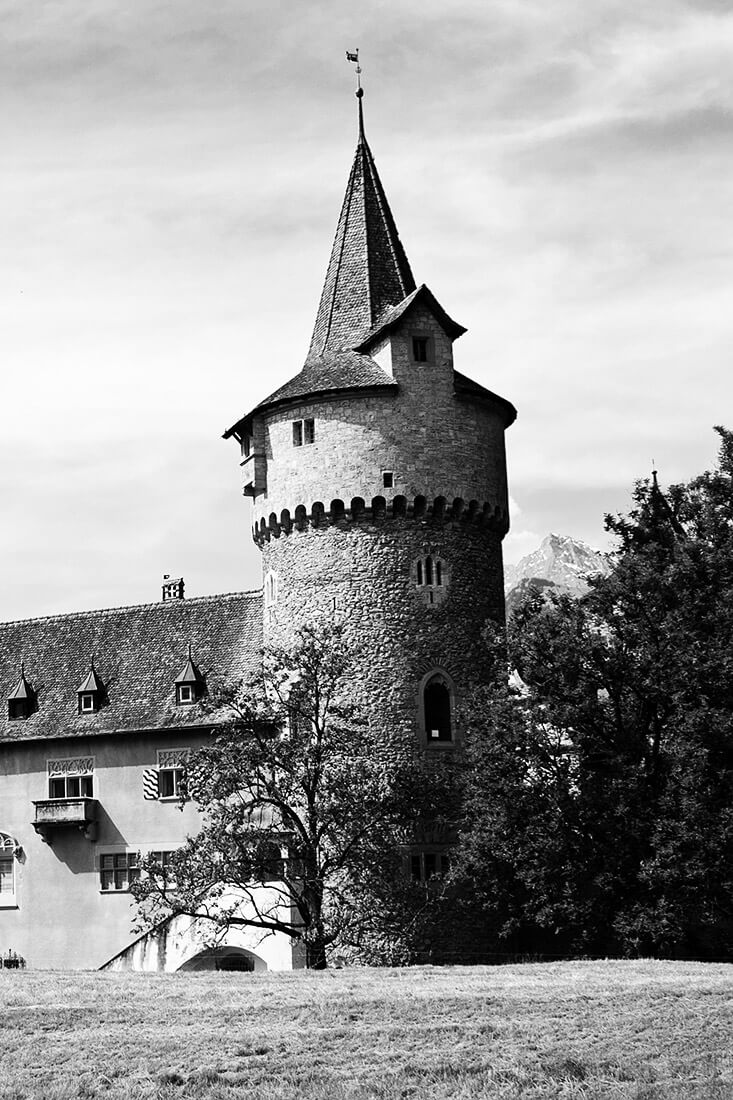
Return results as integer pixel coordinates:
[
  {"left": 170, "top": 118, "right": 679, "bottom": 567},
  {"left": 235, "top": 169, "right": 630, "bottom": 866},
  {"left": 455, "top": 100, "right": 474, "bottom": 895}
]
[
  {"left": 175, "top": 647, "right": 203, "bottom": 687},
  {"left": 353, "top": 284, "right": 467, "bottom": 352},
  {"left": 8, "top": 669, "right": 32, "bottom": 701},
  {"left": 77, "top": 663, "right": 104, "bottom": 695}
]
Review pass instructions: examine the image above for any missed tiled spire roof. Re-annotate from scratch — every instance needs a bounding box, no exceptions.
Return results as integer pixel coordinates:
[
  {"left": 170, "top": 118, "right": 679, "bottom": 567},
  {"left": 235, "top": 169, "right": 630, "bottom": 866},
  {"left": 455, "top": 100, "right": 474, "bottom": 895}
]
[{"left": 308, "top": 98, "right": 416, "bottom": 358}]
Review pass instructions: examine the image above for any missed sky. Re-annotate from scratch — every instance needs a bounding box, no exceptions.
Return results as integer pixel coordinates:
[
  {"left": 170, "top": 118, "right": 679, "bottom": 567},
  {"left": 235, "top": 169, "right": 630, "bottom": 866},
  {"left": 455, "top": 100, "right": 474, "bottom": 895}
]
[{"left": 2, "top": 0, "right": 732, "bottom": 621}]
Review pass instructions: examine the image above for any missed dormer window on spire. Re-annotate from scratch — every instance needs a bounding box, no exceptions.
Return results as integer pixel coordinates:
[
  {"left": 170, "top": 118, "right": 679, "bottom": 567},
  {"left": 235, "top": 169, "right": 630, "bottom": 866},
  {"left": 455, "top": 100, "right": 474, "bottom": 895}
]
[
  {"left": 175, "top": 646, "right": 204, "bottom": 706},
  {"left": 77, "top": 662, "right": 104, "bottom": 715}
]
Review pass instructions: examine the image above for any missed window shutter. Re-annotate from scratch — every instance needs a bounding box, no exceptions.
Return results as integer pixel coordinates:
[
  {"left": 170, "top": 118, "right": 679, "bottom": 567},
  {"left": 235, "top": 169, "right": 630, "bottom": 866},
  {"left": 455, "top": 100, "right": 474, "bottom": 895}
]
[{"left": 142, "top": 768, "right": 159, "bottom": 801}]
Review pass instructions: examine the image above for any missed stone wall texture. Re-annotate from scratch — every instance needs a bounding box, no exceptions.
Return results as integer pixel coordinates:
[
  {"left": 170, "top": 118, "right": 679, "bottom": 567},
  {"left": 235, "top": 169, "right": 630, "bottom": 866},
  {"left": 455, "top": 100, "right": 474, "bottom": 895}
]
[
  {"left": 261, "top": 516, "right": 505, "bottom": 757},
  {"left": 250, "top": 309, "right": 509, "bottom": 535}
]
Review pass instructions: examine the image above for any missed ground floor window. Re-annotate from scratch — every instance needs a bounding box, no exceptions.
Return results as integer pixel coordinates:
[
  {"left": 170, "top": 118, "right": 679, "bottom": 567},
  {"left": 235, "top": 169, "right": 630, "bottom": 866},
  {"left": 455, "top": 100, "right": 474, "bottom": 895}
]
[
  {"left": 99, "top": 852, "right": 140, "bottom": 892},
  {"left": 0, "top": 856, "right": 15, "bottom": 904},
  {"left": 410, "top": 850, "right": 450, "bottom": 882}
]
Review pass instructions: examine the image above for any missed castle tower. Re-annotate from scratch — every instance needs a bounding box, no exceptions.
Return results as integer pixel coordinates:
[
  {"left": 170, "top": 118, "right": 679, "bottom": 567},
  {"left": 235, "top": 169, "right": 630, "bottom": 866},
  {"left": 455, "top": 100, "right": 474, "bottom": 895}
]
[{"left": 224, "top": 86, "right": 516, "bottom": 758}]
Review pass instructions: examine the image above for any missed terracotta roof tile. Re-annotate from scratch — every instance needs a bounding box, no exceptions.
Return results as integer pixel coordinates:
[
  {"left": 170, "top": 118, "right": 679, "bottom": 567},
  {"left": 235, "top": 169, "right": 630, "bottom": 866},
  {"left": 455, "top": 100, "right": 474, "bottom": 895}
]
[{"left": 0, "top": 592, "right": 262, "bottom": 744}]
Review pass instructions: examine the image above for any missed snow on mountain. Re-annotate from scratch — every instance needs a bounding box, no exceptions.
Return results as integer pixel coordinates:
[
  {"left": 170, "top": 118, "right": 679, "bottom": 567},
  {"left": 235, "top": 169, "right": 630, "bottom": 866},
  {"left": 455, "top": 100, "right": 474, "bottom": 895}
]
[{"left": 504, "top": 534, "right": 611, "bottom": 598}]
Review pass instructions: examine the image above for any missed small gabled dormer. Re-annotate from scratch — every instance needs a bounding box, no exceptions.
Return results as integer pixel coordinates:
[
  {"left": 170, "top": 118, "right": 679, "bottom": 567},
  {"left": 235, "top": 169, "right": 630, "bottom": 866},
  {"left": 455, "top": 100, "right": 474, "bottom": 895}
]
[
  {"left": 174, "top": 645, "right": 204, "bottom": 706},
  {"left": 8, "top": 666, "right": 34, "bottom": 721},
  {"left": 77, "top": 661, "right": 104, "bottom": 715}
]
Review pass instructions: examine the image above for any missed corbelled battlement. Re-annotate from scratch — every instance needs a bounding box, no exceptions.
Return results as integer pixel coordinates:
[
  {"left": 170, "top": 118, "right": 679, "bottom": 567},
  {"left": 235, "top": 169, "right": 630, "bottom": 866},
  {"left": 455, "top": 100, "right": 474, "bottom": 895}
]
[{"left": 252, "top": 493, "right": 509, "bottom": 546}]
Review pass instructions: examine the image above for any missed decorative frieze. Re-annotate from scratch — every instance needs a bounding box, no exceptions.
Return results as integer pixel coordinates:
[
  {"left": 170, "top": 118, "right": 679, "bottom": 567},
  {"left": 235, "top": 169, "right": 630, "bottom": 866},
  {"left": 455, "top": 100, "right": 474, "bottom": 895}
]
[{"left": 47, "top": 757, "right": 94, "bottom": 777}]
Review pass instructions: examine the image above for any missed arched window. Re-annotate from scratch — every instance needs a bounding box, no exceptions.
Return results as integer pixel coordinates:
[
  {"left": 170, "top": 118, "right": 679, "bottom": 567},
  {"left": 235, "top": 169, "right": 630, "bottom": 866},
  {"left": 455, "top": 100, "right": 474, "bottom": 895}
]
[
  {"left": 414, "top": 555, "right": 448, "bottom": 604},
  {"left": 422, "top": 673, "right": 454, "bottom": 742},
  {"left": 264, "top": 570, "right": 278, "bottom": 608}
]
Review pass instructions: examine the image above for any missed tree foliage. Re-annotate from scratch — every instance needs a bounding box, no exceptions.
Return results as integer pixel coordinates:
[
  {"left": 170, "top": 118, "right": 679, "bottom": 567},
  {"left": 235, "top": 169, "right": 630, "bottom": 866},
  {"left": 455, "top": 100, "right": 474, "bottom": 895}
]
[
  {"left": 133, "top": 623, "right": 439, "bottom": 968},
  {"left": 458, "top": 428, "right": 733, "bottom": 959}
]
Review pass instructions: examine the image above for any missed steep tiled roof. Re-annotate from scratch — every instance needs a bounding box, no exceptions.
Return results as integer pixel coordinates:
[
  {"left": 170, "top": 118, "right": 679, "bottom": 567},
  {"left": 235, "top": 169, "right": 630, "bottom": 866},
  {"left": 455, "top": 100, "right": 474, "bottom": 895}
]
[
  {"left": 354, "top": 285, "right": 466, "bottom": 351},
  {"left": 0, "top": 592, "right": 262, "bottom": 744},
  {"left": 454, "top": 370, "right": 517, "bottom": 428},
  {"left": 308, "top": 119, "right": 416, "bottom": 359}
]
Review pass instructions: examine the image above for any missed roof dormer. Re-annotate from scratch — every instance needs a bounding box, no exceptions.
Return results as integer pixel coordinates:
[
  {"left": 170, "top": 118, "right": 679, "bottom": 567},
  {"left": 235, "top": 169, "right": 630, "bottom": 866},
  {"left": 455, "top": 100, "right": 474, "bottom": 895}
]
[
  {"left": 174, "top": 645, "right": 204, "bottom": 706},
  {"left": 77, "top": 661, "right": 104, "bottom": 715},
  {"left": 8, "top": 666, "right": 34, "bottom": 721}
]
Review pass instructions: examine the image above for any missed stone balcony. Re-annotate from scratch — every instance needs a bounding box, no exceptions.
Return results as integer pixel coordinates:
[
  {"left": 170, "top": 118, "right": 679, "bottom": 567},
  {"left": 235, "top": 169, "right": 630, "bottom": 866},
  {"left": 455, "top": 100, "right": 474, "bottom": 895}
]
[{"left": 32, "top": 798, "right": 99, "bottom": 843}]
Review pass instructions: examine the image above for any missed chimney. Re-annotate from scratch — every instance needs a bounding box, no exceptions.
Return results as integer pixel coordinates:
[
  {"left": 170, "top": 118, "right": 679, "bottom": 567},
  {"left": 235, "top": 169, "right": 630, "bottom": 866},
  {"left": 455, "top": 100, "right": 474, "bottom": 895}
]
[{"left": 162, "top": 575, "right": 185, "bottom": 602}]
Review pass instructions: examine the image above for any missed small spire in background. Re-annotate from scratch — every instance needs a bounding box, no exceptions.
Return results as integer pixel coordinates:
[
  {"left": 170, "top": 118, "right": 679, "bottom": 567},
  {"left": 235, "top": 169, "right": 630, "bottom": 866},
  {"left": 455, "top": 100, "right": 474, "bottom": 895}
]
[{"left": 346, "top": 48, "right": 365, "bottom": 137}]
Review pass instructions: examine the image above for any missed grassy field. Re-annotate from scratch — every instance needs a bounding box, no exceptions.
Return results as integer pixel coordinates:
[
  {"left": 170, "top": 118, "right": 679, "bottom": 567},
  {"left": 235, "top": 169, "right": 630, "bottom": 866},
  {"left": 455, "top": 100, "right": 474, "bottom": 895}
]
[{"left": 1, "top": 960, "right": 732, "bottom": 1099}]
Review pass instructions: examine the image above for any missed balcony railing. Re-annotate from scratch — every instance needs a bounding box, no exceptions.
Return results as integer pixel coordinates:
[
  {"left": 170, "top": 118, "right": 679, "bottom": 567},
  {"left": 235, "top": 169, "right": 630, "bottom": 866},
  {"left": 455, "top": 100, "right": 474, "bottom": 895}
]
[{"left": 32, "top": 798, "right": 98, "bottom": 843}]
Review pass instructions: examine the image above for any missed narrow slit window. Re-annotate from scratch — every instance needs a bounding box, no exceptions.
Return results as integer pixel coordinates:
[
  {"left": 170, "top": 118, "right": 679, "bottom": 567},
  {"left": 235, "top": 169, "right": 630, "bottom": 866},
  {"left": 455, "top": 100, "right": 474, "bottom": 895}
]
[
  {"left": 425, "top": 556, "right": 434, "bottom": 586},
  {"left": 304, "top": 418, "right": 315, "bottom": 445},
  {"left": 292, "top": 421, "right": 303, "bottom": 447}
]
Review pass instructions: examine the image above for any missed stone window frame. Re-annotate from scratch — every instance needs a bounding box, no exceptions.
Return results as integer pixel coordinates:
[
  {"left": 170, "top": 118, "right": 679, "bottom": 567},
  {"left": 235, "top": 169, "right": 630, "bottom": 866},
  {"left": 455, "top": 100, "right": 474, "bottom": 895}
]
[
  {"left": 264, "top": 570, "right": 279, "bottom": 609},
  {"left": 0, "top": 833, "right": 20, "bottom": 909},
  {"left": 292, "top": 418, "right": 315, "bottom": 447},
  {"left": 417, "top": 669, "right": 457, "bottom": 746},
  {"left": 410, "top": 332, "right": 433, "bottom": 364},
  {"left": 414, "top": 553, "right": 449, "bottom": 606},
  {"left": 47, "top": 756, "right": 95, "bottom": 800}
]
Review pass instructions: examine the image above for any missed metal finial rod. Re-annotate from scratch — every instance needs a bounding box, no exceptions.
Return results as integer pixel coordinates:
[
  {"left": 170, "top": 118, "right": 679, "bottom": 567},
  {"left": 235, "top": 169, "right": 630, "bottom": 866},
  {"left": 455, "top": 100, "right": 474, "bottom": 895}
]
[{"left": 346, "top": 49, "right": 365, "bottom": 136}]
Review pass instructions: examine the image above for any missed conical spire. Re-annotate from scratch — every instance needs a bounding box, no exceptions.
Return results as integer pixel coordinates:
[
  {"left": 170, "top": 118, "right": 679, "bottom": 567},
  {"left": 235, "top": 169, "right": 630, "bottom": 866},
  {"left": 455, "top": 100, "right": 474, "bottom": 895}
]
[{"left": 308, "top": 90, "right": 416, "bottom": 359}]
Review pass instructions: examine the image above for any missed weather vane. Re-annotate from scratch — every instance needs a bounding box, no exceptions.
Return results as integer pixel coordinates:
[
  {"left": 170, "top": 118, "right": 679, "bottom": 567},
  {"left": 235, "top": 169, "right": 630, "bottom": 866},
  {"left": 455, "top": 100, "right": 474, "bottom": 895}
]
[{"left": 346, "top": 49, "right": 363, "bottom": 99}]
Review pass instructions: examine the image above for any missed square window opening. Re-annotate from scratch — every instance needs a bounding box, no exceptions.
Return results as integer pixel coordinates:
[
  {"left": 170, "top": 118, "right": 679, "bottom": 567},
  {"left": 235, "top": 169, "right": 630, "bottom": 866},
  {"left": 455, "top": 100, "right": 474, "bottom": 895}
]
[{"left": 177, "top": 684, "right": 194, "bottom": 705}]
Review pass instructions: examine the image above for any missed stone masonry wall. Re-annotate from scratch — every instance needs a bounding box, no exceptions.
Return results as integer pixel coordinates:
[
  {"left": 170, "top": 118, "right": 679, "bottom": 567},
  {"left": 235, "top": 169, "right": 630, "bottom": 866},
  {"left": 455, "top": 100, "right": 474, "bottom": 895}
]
[
  {"left": 261, "top": 516, "right": 505, "bottom": 759},
  {"left": 252, "top": 309, "right": 508, "bottom": 531}
]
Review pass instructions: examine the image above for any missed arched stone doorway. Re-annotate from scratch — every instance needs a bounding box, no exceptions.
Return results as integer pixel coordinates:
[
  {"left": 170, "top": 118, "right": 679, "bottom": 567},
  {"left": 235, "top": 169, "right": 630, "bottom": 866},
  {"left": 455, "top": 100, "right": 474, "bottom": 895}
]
[{"left": 176, "top": 946, "right": 267, "bottom": 973}]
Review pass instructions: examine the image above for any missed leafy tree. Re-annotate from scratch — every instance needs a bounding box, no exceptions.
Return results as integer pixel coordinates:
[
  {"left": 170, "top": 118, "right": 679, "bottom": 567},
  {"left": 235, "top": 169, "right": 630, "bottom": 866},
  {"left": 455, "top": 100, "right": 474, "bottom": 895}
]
[
  {"left": 133, "top": 623, "right": 431, "bottom": 969},
  {"left": 458, "top": 428, "right": 733, "bottom": 959}
]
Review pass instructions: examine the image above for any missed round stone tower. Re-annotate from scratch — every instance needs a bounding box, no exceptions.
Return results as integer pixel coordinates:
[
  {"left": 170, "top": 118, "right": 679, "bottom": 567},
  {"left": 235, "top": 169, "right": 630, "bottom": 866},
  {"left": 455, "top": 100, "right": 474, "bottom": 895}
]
[{"left": 224, "top": 90, "right": 516, "bottom": 760}]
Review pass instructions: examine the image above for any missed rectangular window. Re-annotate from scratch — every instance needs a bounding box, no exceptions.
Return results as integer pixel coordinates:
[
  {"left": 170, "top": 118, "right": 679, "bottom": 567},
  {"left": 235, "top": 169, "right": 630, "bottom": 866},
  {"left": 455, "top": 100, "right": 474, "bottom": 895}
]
[
  {"left": 148, "top": 850, "right": 176, "bottom": 870},
  {"left": 158, "top": 768, "right": 185, "bottom": 799},
  {"left": 177, "top": 684, "right": 194, "bottom": 705},
  {"left": 293, "top": 419, "right": 315, "bottom": 447},
  {"left": 412, "top": 337, "right": 429, "bottom": 362},
  {"left": 80, "top": 693, "right": 95, "bottom": 713},
  {"left": 0, "top": 857, "right": 15, "bottom": 902},
  {"left": 99, "top": 852, "right": 140, "bottom": 892},
  {"left": 410, "top": 851, "right": 449, "bottom": 882},
  {"left": 49, "top": 774, "right": 93, "bottom": 799},
  {"left": 382, "top": 471, "right": 394, "bottom": 489}
]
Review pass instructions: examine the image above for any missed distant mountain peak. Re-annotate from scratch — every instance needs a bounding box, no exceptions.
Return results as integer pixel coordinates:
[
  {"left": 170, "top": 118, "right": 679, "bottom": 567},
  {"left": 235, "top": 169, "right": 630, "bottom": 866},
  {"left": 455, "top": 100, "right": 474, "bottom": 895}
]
[{"left": 504, "top": 534, "right": 611, "bottom": 600}]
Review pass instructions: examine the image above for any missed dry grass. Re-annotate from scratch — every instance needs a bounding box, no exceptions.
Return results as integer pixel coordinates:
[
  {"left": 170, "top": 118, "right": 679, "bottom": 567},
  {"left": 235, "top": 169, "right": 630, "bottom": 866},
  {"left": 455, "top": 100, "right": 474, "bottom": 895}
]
[{"left": 1, "top": 960, "right": 732, "bottom": 1099}]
